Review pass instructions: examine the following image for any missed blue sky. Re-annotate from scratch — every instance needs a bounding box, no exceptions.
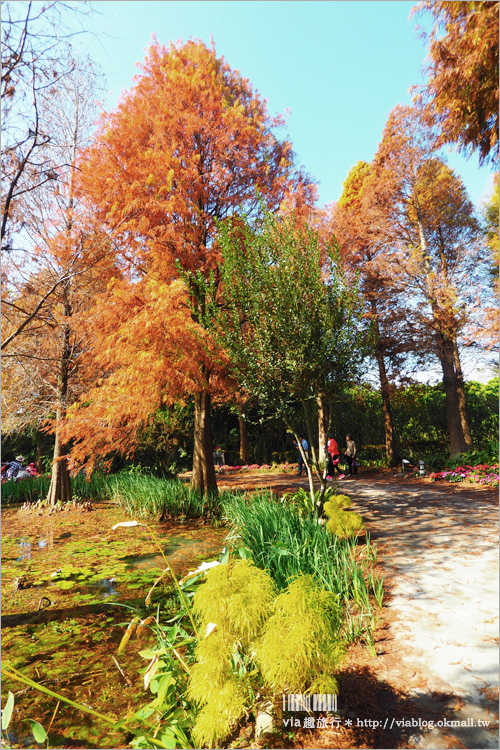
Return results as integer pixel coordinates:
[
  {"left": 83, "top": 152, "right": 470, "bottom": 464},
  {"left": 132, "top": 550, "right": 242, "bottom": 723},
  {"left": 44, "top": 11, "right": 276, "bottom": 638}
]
[{"left": 78, "top": 0, "right": 496, "bottom": 211}]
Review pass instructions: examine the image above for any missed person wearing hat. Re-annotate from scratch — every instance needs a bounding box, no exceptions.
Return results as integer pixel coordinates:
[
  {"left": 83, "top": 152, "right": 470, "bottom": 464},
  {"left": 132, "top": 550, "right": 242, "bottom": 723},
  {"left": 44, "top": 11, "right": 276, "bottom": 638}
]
[{"left": 5, "top": 456, "right": 24, "bottom": 480}]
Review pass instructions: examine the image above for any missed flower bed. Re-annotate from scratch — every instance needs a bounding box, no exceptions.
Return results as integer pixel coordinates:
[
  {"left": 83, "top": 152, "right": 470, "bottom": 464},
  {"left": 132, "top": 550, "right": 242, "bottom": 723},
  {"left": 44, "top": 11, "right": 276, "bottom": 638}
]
[{"left": 428, "top": 463, "right": 499, "bottom": 487}]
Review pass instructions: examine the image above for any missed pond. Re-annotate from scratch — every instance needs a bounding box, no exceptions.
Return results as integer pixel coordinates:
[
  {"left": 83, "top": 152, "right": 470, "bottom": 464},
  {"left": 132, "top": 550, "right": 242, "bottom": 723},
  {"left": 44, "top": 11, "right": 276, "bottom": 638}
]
[{"left": 1, "top": 501, "right": 227, "bottom": 749}]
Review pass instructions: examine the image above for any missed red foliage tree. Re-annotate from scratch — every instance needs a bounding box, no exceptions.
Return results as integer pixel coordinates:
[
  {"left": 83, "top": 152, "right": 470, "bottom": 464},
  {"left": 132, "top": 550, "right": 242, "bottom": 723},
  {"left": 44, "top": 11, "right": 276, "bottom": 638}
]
[
  {"left": 64, "top": 39, "right": 311, "bottom": 492},
  {"left": 412, "top": 1, "right": 499, "bottom": 165},
  {"left": 334, "top": 161, "right": 411, "bottom": 465}
]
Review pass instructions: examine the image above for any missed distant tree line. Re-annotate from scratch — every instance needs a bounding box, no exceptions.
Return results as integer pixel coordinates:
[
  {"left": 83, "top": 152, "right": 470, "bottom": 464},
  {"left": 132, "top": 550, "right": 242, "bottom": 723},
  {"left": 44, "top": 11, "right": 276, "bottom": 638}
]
[{"left": 4, "top": 378, "right": 497, "bottom": 475}]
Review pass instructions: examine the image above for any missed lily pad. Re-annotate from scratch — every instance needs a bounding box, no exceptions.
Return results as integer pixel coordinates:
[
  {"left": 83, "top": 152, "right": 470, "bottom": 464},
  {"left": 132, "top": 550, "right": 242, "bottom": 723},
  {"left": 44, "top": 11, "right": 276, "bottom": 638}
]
[{"left": 55, "top": 580, "right": 76, "bottom": 590}]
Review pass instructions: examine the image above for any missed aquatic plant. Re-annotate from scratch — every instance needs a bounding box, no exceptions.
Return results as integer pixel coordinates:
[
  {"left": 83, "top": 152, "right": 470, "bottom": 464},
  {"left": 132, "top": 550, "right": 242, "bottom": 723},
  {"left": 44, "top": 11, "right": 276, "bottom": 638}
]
[
  {"left": 1, "top": 472, "right": 110, "bottom": 505},
  {"left": 107, "top": 473, "right": 227, "bottom": 520}
]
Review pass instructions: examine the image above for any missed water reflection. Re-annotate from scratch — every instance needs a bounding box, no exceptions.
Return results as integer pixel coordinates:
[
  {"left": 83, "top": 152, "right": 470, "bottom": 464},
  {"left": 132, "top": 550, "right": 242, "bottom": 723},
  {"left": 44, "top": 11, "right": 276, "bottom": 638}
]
[
  {"left": 16, "top": 531, "right": 54, "bottom": 561},
  {"left": 99, "top": 578, "right": 118, "bottom": 597},
  {"left": 16, "top": 539, "right": 31, "bottom": 561}
]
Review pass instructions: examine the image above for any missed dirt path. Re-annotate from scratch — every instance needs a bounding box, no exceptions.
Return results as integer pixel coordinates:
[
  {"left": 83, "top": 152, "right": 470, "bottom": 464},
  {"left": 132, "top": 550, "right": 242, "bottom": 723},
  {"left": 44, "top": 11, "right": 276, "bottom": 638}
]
[{"left": 218, "top": 471, "right": 499, "bottom": 749}]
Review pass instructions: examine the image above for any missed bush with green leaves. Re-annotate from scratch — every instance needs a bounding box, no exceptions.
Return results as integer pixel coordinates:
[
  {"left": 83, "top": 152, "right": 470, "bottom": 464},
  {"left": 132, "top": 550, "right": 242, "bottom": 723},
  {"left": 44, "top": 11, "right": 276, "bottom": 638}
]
[
  {"left": 256, "top": 574, "right": 343, "bottom": 695},
  {"left": 188, "top": 559, "right": 276, "bottom": 747},
  {"left": 447, "top": 439, "right": 499, "bottom": 469}
]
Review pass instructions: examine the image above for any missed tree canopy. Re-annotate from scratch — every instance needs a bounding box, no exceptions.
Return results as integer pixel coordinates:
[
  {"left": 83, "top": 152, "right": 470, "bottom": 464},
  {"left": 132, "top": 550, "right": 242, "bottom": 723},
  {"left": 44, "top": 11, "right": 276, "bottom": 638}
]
[
  {"left": 206, "top": 210, "right": 370, "bottom": 507},
  {"left": 412, "top": 1, "right": 499, "bottom": 165}
]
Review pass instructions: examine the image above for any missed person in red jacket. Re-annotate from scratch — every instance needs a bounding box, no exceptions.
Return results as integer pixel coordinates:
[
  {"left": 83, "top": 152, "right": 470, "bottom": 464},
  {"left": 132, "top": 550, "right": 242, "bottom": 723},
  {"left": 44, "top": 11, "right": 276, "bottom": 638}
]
[{"left": 327, "top": 433, "right": 341, "bottom": 477}]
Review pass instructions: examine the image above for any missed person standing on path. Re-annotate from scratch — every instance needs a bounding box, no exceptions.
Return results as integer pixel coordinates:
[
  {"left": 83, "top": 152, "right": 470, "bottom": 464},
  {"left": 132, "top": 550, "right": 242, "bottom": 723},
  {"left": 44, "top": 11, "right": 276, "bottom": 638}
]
[
  {"left": 327, "top": 433, "right": 341, "bottom": 476},
  {"left": 344, "top": 435, "right": 357, "bottom": 476},
  {"left": 295, "top": 435, "right": 309, "bottom": 476}
]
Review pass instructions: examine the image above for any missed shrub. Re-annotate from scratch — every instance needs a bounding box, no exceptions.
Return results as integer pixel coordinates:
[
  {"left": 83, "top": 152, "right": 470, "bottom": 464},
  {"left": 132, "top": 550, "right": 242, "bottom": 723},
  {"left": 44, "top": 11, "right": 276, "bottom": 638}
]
[
  {"left": 188, "top": 561, "right": 345, "bottom": 747},
  {"left": 256, "top": 574, "right": 342, "bottom": 694},
  {"left": 188, "top": 560, "right": 277, "bottom": 746},
  {"left": 323, "top": 494, "right": 364, "bottom": 539},
  {"left": 191, "top": 559, "right": 276, "bottom": 646}
]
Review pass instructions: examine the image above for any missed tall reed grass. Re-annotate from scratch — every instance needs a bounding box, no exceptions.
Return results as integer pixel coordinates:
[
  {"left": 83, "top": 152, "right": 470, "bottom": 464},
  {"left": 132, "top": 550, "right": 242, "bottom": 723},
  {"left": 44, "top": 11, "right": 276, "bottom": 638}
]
[
  {"left": 222, "top": 490, "right": 382, "bottom": 642},
  {"left": 1, "top": 470, "right": 232, "bottom": 522},
  {"left": 107, "top": 472, "right": 225, "bottom": 520},
  {"left": 1, "top": 473, "right": 110, "bottom": 505}
]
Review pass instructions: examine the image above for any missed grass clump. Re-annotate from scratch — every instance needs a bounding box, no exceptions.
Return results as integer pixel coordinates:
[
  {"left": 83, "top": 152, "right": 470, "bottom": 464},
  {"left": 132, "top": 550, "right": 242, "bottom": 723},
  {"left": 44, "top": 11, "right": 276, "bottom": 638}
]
[
  {"left": 1, "top": 473, "right": 110, "bottom": 505},
  {"left": 107, "top": 473, "right": 223, "bottom": 520},
  {"left": 222, "top": 490, "right": 373, "bottom": 599},
  {"left": 1, "top": 475, "right": 51, "bottom": 505},
  {"left": 324, "top": 493, "right": 364, "bottom": 539}
]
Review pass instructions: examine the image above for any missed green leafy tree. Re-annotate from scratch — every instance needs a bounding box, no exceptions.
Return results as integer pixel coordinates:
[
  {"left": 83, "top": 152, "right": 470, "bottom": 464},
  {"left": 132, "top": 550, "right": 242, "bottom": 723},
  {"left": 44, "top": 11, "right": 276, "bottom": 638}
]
[{"left": 204, "top": 210, "right": 370, "bottom": 512}]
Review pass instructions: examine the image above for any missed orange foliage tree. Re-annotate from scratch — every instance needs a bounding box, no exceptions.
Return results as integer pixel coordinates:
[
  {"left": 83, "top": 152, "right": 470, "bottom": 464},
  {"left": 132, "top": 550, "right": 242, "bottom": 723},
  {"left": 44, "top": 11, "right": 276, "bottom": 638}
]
[
  {"left": 475, "top": 174, "right": 499, "bottom": 350},
  {"left": 1, "top": 55, "right": 117, "bottom": 505},
  {"left": 368, "top": 104, "right": 483, "bottom": 456},
  {"left": 412, "top": 1, "right": 499, "bottom": 165},
  {"left": 64, "top": 39, "right": 312, "bottom": 493},
  {"left": 334, "top": 161, "right": 412, "bottom": 465}
]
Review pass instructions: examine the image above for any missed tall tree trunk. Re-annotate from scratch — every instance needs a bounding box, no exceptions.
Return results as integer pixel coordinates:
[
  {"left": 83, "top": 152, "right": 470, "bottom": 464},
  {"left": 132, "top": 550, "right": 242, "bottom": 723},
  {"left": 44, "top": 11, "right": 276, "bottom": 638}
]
[
  {"left": 436, "top": 333, "right": 468, "bottom": 456},
  {"left": 371, "top": 303, "right": 397, "bottom": 465},
  {"left": 46, "top": 289, "right": 72, "bottom": 506},
  {"left": 238, "top": 409, "right": 250, "bottom": 464},
  {"left": 316, "top": 393, "right": 330, "bottom": 466},
  {"left": 452, "top": 336, "right": 473, "bottom": 450},
  {"left": 35, "top": 432, "right": 44, "bottom": 474},
  {"left": 46, "top": 416, "right": 72, "bottom": 506},
  {"left": 192, "top": 387, "right": 218, "bottom": 495},
  {"left": 375, "top": 349, "right": 397, "bottom": 465},
  {"left": 417, "top": 214, "right": 467, "bottom": 458}
]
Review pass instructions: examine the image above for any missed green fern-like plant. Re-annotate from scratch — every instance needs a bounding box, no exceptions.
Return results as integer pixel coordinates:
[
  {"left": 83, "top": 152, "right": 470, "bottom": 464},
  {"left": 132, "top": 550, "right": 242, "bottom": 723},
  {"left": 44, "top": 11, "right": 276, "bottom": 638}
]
[
  {"left": 191, "top": 679, "right": 249, "bottom": 748},
  {"left": 324, "top": 493, "right": 352, "bottom": 510},
  {"left": 256, "top": 574, "right": 343, "bottom": 694},
  {"left": 188, "top": 630, "right": 235, "bottom": 705},
  {"left": 324, "top": 494, "right": 364, "bottom": 539},
  {"left": 192, "top": 559, "right": 276, "bottom": 644},
  {"left": 189, "top": 560, "right": 277, "bottom": 747}
]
